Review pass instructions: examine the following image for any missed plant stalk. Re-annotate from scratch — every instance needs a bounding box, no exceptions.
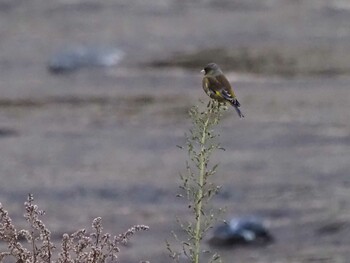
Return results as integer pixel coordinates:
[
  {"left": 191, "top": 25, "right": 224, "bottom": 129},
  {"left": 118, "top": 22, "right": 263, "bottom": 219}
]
[{"left": 194, "top": 112, "right": 211, "bottom": 263}]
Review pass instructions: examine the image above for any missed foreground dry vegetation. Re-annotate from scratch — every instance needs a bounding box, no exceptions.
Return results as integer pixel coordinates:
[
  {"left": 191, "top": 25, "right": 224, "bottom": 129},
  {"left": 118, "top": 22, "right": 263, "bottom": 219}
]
[{"left": 0, "top": 194, "right": 149, "bottom": 263}]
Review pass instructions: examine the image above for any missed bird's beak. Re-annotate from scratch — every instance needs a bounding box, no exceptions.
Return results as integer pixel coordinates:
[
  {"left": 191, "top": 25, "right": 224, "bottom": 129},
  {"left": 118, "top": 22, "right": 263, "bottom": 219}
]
[{"left": 200, "top": 69, "right": 205, "bottom": 74}]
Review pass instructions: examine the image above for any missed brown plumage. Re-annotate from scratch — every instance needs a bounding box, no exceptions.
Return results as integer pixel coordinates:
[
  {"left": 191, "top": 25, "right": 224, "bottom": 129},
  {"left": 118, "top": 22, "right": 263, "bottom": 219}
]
[{"left": 201, "top": 63, "right": 244, "bottom": 118}]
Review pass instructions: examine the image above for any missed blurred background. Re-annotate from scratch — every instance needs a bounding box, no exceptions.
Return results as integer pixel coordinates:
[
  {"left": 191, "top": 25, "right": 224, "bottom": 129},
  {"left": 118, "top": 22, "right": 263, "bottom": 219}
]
[{"left": 1, "top": 0, "right": 350, "bottom": 262}]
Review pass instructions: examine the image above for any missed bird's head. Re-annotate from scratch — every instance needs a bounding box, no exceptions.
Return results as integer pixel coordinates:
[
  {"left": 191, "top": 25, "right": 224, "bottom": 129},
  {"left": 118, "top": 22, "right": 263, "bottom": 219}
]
[{"left": 201, "top": 63, "right": 223, "bottom": 76}]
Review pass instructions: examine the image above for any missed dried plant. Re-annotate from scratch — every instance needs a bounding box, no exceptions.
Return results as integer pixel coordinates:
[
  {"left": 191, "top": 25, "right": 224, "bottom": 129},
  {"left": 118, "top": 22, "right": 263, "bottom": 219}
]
[
  {"left": 0, "top": 194, "right": 149, "bottom": 263},
  {"left": 168, "top": 100, "right": 225, "bottom": 263}
]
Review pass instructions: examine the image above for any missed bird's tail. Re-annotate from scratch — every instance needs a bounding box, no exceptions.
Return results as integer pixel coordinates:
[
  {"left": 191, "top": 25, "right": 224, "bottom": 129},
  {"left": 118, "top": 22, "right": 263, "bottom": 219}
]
[
  {"left": 233, "top": 105, "right": 244, "bottom": 118},
  {"left": 230, "top": 99, "right": 244, "bottom": 118}
]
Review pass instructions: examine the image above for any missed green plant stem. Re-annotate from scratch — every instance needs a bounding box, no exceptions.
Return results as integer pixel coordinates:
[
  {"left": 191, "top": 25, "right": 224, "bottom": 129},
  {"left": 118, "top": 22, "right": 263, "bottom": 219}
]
[{"left": 194, "top": 112, "right": 211, "bottom": 263}]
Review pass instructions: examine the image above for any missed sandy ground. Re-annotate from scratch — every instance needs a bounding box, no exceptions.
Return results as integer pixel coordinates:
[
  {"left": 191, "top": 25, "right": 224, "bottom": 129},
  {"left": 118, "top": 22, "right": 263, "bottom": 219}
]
[{"left": 1, "top": 1, "right": 350, "bottom": 262}]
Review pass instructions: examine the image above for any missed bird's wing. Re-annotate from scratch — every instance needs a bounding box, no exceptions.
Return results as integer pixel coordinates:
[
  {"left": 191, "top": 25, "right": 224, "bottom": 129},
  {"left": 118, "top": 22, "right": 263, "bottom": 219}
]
[
  {"left": 220, "top": 88, "right": 235, "bottom": 101},
  {"left": 215, "top": 74, "right": 237, "bottom": 98},
  {"left": 215, "top": 74, "right": 242, "bottom": 108},
  {"left": 202, "top": 76, "right": 225, "bottom": 100},
  {"left": 219, "top": 89, "right": 240, "bottom": 106}
]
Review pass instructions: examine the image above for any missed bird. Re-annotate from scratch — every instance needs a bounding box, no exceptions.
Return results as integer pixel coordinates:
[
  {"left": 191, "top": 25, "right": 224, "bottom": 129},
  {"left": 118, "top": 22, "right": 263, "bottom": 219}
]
[{"left": 201, "top": 63, "right": 244, "bottom": 118}]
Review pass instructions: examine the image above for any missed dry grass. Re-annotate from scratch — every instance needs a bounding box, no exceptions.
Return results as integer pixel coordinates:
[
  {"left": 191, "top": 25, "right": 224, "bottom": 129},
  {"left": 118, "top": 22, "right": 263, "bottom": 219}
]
[{"left": 0, "top": 194, "right": 149, "bottom": 263}]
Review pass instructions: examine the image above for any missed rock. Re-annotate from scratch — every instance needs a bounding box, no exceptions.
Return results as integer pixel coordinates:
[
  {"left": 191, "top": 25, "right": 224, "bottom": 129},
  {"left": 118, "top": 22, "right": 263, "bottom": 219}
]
[
  {"left": 208, "top": 216, "right": 273, "bottom": 247},
  {"left": 316, "top": 221, "right": 348, "bottom": 235},
  {"left": 0, "top": 128, "right": 18, "bottom": 138},
  {"left": 48, "top": 46, "right": 124, "bottom": 74}
]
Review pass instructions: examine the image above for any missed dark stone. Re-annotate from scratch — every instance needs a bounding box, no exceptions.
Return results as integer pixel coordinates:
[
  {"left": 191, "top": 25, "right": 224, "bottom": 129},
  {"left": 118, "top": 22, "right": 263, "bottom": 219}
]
[
  {"left": 316, "top": 221, "right": 348, "bottom": 235},
  {"left": 208, "top": 216, "right": 274, "bottom": 247},
  {"left": 48, "top": 46, "right": 124, "bottom": 74},
  {"left": 0, "top": 128, "right": 18, "bottom": 138}
]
